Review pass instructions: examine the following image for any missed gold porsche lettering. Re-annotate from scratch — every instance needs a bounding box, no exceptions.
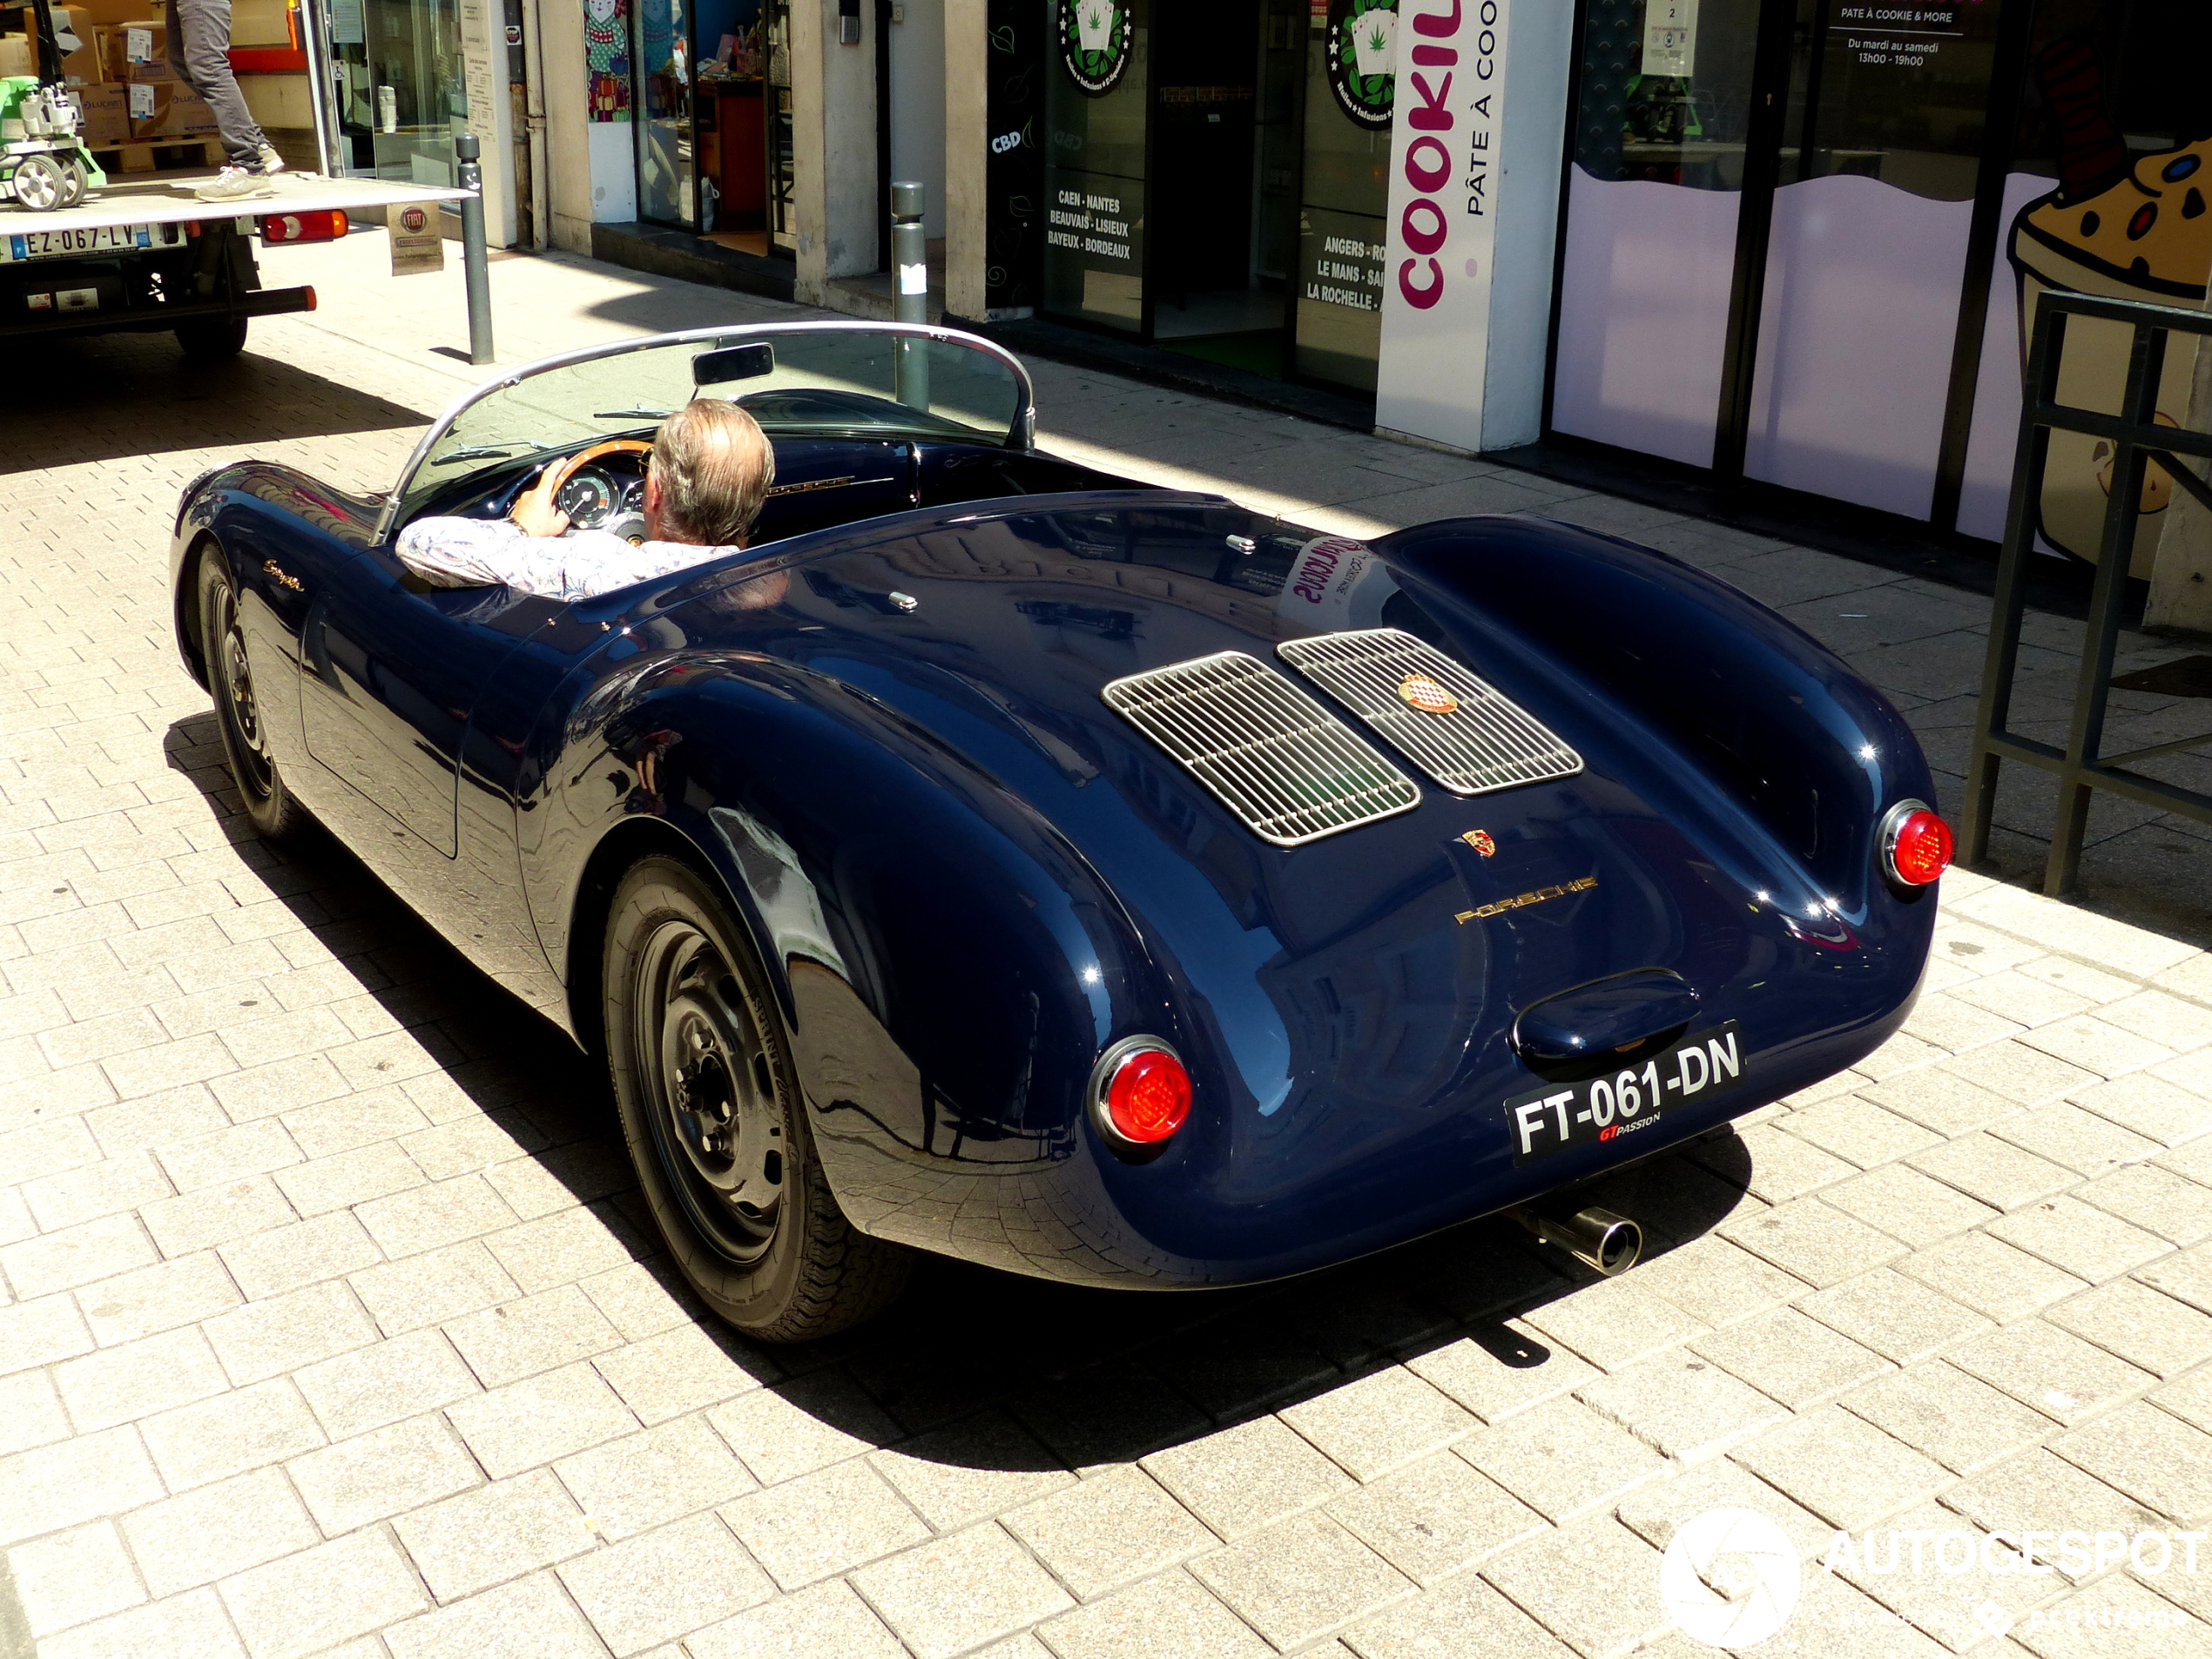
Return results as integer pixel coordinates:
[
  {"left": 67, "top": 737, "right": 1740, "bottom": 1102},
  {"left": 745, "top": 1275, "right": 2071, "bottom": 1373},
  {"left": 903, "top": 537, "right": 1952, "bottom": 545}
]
[{"left": 1455, "top": 875, "right": 1598, "bottom": 924}]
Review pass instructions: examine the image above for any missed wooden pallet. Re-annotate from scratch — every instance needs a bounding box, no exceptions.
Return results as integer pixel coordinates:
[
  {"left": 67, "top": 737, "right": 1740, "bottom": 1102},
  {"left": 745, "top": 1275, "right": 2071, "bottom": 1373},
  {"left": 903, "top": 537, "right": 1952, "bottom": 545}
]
[{"left": 86, "top": 138, "right": 222, "bottom": 176}]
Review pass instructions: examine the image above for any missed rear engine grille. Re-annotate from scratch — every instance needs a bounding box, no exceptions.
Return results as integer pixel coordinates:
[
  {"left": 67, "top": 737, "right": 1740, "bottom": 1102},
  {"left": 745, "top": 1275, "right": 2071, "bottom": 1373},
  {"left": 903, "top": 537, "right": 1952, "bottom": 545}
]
[
  {"left": 1277, "top": 628, "right": 1583, "bottom": 796},
  {"left": 1102, "top": 651, "right": 1421, "bottom": 846}
]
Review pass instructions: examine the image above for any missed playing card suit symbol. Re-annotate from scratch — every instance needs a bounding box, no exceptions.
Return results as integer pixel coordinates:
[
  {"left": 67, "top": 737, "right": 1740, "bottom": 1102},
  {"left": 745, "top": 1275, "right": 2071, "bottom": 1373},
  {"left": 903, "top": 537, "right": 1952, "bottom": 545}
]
[{"left": 1397, "top": 673, "right": 1459, "bottom": 715}]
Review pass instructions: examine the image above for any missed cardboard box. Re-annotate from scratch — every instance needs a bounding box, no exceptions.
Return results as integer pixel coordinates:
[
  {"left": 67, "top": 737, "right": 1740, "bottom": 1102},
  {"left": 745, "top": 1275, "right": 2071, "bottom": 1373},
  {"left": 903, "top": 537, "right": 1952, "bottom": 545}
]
[
  {"left": 229, "top": 0, "right": 293, "bottom": 49},
  {"left": 0, "top": 31, "right": 33, "bottom": 77},
  {"left": 72, "top": 78, "right": 128, "bottom": 143},
  {"left": 125, "top": 77, "right": 209, "bottom": 138},
  {"left": 20, "top": 5, "right": 99, "bottom": 82},
  {"left": 97, "top": 18, "right": 167, "bottom": 81}
]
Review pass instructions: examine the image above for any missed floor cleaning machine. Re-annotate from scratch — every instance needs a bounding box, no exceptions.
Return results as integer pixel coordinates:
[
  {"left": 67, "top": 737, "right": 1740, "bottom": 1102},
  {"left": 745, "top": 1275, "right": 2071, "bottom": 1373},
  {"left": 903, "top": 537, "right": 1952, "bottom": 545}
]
[{"left": 1, "top": 0, "right": 105, "bottom": 209}]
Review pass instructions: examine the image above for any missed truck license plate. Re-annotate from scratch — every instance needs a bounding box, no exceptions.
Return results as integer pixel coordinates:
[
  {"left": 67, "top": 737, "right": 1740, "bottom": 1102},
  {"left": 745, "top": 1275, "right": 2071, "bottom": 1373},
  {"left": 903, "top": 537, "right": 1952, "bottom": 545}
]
[
  {"left": 1505, "top": 1022, "right": 1745, "bottom": 1164},
  {"left": 2, "top": 222, "right": 185, "bottom": 263}
]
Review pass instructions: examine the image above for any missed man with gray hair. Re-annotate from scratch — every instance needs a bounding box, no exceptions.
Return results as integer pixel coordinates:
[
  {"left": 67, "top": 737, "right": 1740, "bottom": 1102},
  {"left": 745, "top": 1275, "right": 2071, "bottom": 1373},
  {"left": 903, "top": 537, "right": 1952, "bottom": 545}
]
[{"left": 397, "top": 400, "right": 778, "bottom": 602}]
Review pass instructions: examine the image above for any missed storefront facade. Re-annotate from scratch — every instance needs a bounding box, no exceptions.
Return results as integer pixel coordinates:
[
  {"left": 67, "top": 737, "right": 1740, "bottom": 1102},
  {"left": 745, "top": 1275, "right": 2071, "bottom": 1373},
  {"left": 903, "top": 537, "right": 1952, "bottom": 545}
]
[
  {"left": 977, "top": 0, "right": 2211, "bottom": 562},
  {"left": 1550, "top": 0, "right": 2212, "bottom": 559}
]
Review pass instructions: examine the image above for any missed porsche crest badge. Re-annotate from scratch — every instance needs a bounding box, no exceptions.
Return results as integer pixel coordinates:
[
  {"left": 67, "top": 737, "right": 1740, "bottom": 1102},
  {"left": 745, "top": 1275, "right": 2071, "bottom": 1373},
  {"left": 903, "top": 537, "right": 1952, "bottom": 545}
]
[
  {"left": 1396, "top": 672, "right": 1459, "bottom": 715},
  {"left": 1460, "top": 829, "right": 1495, "bottom": 858}
]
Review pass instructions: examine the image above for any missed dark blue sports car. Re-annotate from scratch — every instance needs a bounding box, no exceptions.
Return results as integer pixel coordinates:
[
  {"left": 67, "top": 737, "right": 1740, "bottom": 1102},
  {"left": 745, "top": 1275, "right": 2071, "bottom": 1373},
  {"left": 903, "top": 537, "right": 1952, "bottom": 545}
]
[{"left": 169, "top": 322, "right": 1950, "bottom": 1340}]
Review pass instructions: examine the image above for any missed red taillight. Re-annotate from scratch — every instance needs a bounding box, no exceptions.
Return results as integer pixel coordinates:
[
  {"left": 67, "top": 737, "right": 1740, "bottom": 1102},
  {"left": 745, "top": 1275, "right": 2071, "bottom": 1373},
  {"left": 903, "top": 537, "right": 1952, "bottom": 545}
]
[
  {"left": 1883, "top": 803, "right": 1953, "bottom": 887},
  {"left": 258, "top": 209, "right": 347, "bottom": 244},
  {"left": 1094, "top": 1042, "right": 1190, "bottom": 1145}
]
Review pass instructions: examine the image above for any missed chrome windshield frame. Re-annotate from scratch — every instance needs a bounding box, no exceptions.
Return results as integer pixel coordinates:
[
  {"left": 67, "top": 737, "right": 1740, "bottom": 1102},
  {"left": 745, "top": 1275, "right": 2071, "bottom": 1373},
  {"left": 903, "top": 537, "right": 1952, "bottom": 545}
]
[{"left": 372, "top": 320, "right": 1039, "bottom": 544}]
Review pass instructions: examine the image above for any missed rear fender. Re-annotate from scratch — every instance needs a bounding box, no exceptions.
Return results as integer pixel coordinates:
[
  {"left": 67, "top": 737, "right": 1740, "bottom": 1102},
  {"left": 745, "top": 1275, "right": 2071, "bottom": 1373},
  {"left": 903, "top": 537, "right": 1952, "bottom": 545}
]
[
  {"left": 529, "top": 652, "right": 1183, "bottom": 1235},
  {"left": 1379, "top": 516, "right": 1937, "bottom": 914}
]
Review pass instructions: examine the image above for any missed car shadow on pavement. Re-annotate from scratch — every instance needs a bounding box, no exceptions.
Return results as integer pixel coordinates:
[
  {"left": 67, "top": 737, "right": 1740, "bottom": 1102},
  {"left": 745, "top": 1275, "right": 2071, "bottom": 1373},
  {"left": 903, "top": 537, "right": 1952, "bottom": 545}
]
[
  {"left": 163, "top": 706, "right": 1771, "bottom": 1481},
  {"left": 5, "top": 330, "right": 430, "bottom": 474}
]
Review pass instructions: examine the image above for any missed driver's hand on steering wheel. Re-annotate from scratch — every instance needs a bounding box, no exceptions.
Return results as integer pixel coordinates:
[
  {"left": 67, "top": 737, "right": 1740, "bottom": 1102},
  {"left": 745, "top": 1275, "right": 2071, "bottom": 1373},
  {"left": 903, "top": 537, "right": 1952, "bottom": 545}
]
[{"left": 511, "top": 469, "right": 572, "bottom": 539}]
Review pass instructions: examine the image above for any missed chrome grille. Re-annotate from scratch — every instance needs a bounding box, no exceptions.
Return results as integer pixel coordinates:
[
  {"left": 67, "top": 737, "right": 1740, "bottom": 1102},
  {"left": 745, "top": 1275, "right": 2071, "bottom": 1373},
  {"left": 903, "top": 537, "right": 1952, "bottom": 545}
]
[
  {"left": 1277, "top": 629, "right": 1583, "bottom": 796},
  {"left": 1102, "top": 651, "right": 1421, "bottom": 846}
]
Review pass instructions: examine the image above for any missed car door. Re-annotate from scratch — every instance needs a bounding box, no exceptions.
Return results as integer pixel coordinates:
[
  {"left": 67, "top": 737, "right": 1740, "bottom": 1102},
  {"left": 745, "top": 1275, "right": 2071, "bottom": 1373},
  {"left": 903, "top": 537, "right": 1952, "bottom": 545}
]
[{"left": 298, "top": 543, "right": 562, "bottom": 860}]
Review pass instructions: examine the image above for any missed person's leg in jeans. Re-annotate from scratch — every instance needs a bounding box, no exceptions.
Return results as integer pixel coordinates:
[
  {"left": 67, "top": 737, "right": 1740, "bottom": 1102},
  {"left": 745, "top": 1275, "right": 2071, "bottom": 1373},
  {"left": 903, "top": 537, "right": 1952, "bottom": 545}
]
[{"left": 166, "top": 0, "right": 273, "bottom": 170}]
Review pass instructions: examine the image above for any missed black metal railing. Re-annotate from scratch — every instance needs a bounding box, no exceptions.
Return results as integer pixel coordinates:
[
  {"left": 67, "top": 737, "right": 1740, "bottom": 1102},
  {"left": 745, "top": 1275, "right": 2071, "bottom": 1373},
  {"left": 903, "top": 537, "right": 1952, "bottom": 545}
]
[{"left": 1961, "top": 290, "right": 2212, "bottom": 895}]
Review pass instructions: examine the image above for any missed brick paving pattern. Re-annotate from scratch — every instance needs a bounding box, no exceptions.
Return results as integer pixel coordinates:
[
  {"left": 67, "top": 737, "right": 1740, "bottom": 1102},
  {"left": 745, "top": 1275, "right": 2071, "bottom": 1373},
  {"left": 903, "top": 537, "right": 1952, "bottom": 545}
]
[{"left": 3, "top": 236, "right": 2212, "bottom": 1657}]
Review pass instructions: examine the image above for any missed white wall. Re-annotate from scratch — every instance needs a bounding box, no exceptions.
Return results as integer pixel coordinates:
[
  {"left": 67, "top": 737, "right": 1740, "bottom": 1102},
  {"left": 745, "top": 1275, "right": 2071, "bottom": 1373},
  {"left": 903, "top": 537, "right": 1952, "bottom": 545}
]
[
  {"left": 887, "top": 0, "right": 946, "bottom": 239},
  {"left": 943, "top": 0, "right": 986, "bottom": 319},
  {"left": 794, "top": 0, "right": 882, "bottom": 297}
]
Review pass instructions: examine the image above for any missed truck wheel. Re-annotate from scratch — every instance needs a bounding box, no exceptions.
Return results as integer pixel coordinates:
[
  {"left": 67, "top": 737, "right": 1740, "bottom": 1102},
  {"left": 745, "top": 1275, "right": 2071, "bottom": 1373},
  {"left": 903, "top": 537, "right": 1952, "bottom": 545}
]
[
  {"left": 198, "top": 553, "right": 311, "bottom": 842},
  {"left": 602, "top": 853, "right": 913, "bottom": 1342},
  {"left": 176, "top": 317, "right": 248, "bottom": 361}
]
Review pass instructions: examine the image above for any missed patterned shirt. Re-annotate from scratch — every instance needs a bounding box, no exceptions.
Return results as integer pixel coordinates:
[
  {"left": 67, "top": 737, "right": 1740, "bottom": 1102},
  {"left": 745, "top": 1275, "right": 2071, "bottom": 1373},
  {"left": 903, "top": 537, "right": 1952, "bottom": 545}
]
[{"left": 395, "top": 516, "right": 736, "bottom": 603}]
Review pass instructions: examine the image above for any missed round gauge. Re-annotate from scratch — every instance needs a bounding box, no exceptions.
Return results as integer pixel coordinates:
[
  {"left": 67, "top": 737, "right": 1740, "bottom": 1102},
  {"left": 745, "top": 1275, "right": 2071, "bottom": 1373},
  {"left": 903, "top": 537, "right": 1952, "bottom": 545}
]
[
  {"left": 555, "top": 468, "right": 617, "bottom": 529},
  {"left": 617, "top": 475, "right": 647, "bottom": 515}
]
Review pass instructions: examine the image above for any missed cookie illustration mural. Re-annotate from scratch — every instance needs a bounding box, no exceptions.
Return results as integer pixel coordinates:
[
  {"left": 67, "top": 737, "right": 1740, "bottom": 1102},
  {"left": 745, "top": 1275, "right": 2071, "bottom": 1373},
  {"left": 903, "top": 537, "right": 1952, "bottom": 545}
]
[
  {"left": 586, "top": 0, "right": 632, "bottom": 123},
  {"left": 2007, "top": 37, "right": 2209, "bottom": 568}
]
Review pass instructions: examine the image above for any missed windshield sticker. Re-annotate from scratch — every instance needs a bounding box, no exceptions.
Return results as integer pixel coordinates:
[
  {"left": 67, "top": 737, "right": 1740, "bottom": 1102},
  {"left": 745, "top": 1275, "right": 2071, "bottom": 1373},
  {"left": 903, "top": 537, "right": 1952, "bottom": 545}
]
[{"left": 1275, "top": 535, "right": 1399, "bottom": 631}]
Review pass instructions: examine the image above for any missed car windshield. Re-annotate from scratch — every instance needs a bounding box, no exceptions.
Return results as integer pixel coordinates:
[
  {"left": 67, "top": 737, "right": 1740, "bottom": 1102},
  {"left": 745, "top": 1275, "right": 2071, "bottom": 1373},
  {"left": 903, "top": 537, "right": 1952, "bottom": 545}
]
[{"left": 395, "top": 325, "right": 1029, "bottom": 516}]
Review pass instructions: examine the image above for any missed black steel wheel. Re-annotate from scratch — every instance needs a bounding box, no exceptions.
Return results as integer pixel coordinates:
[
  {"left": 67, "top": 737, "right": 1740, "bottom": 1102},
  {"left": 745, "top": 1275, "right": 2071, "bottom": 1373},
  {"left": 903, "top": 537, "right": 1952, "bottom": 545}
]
[
  {"left": 197, "top": 554, "right": 310, "bottom": 841},
  {"left": 176, "top": 316, "right": 249, "bottom": 361},
  {"left": 603, "top": 854, "right": 911, "bottom": 1341}
]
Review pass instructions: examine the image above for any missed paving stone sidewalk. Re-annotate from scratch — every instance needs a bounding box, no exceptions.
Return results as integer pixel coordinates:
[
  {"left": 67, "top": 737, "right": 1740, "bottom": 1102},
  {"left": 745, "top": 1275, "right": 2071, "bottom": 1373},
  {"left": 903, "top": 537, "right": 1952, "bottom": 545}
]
[{"left": 5, "top": 233, "right": 2212, "bottom": 1659}]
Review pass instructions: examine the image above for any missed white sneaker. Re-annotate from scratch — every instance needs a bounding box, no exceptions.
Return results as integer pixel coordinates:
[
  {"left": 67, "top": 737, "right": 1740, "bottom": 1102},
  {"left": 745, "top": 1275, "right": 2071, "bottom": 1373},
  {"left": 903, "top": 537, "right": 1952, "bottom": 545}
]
[
  {"left": 193, "top": 165, "right": 277, "bottom": 202},
  {"left": 256, "top": 145, "right": 285, "bottom": 179}
]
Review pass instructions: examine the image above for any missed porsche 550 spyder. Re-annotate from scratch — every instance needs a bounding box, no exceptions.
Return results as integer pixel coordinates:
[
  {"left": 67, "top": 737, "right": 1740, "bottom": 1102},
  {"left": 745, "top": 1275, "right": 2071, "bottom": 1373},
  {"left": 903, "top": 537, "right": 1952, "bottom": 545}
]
[{"left": 169, "top": 321, "right": 1949, "bottom": 1340}]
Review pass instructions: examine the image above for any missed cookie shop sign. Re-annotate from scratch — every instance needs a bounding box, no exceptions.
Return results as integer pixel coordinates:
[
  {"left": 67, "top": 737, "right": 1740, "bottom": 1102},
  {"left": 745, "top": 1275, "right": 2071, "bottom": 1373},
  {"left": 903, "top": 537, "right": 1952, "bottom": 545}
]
[{"left": 1375, "top": 0, "right": 1507, "bottom": 454}]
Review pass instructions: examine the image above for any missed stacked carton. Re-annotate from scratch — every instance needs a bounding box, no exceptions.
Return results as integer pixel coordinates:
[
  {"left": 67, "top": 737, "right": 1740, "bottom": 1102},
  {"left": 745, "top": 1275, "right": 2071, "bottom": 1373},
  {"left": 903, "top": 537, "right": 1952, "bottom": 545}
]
[{"left": 3, "top": 0, "right": 216, "bottom": 145}]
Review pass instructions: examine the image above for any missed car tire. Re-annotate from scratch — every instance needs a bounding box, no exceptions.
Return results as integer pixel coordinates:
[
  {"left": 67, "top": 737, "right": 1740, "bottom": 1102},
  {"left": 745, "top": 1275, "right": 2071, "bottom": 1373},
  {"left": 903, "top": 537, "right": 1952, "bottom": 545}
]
[
  {"left": 603, "top": 853, "right": 913, "bottom": 1342},
  {"left": 198, "top": 554, "right": 312, "bottom": 842},
  {"left": 175, "top": 317, "right": 248, "bottom": 362}
]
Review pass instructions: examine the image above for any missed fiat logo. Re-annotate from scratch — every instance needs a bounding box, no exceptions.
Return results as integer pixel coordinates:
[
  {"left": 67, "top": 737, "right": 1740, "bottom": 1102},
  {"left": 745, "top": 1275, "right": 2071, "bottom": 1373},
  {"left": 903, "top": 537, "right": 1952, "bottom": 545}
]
[{"left": 1396, "top": 673, "right": 1458, "bottom": 714}]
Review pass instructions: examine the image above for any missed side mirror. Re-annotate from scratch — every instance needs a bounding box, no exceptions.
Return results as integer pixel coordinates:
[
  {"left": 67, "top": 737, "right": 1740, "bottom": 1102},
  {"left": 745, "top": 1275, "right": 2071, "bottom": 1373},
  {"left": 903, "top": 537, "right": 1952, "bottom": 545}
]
[{"left": 693, "top": 342, "right": 775, "bottom": 386}]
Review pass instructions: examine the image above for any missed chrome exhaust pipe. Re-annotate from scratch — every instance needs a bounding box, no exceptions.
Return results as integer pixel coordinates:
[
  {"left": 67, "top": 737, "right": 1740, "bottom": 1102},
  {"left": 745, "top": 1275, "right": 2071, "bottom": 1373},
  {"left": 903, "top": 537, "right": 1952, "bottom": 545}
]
[{"left": 1508, "top": 1201, "right": 1642, "bottom": 1277}]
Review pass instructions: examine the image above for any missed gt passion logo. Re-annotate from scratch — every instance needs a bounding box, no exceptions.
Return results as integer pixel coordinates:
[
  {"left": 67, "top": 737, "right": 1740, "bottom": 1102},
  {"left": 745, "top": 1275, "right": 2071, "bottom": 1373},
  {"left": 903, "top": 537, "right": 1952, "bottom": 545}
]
[
  {"left": 1058, "top": 0, "right": 1132, "bottom": 97},
  {"left": 1327, "top": 0, "right": 1399, "bottom": 129}
]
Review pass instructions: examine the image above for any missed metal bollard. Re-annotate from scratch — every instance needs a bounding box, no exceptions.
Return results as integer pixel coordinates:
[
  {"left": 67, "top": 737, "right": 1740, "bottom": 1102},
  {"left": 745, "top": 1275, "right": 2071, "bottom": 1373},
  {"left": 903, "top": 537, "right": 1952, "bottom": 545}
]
[
  {"left": 455, "top": 132, "right": 495, "bottom": 367},
  {"left": 891, "top": 179, "right": 928, "bottom": 412}
]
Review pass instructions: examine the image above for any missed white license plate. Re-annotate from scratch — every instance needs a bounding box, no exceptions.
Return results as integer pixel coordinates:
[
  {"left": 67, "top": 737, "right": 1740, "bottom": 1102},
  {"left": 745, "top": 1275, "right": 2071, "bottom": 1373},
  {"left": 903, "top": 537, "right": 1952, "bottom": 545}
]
[
  {"left": 1505, "top": 1021, "right": 1746, "bottom": 1164},
  {"left": 2, "top": 222, "right": 186, "bottom": 263}
]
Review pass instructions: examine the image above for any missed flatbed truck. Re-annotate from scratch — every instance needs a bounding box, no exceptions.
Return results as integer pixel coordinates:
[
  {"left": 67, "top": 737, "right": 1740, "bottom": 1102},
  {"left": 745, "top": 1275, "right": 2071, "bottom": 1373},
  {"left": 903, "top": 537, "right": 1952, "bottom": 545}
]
[{"left": 3, "top": 172, "right": 476, "bottom": 359}]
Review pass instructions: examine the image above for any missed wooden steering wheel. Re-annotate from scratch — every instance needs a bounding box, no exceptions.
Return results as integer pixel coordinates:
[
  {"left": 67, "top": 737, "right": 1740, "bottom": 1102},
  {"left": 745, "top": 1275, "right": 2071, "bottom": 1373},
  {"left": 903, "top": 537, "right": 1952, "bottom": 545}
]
[{"left": 535, "top": 438, "right": 654, "bottom": 539}]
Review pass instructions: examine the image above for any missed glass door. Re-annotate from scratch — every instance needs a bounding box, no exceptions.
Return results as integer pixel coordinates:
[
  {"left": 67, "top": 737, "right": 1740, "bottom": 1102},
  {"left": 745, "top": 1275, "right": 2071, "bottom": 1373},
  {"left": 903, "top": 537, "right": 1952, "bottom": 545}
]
[
  {"left": 635, "top": 0, "right": 696, "bottom": 226},
  {"left": 327, "top": 0, "right": 462, "bottom": 181},
  {"left": 1742, "top": 0, "right": 2013, "bottom": 518},
  {"left": 1549, "top": 0, "right": 1767, "bottom": 466}
]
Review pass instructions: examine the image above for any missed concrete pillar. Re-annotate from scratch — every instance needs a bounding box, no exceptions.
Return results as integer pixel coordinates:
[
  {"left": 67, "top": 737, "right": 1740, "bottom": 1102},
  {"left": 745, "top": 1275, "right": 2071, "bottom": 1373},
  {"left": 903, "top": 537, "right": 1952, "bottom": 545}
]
[
  {"left": 943, "top": 0, "right": 988, "bottom": 321},
  {"left": 539, "top": 0, "right": 596, "bottom": 255},
  {"left": 457, "top": 0, "right": 519, "bottom": 246},
  {"left": 794, "top": 0, "right": 881, "bottom": 303}
]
